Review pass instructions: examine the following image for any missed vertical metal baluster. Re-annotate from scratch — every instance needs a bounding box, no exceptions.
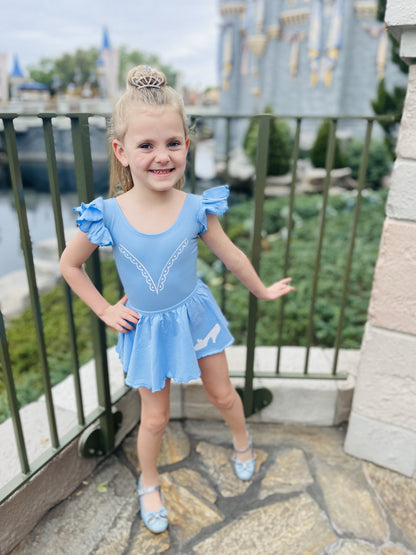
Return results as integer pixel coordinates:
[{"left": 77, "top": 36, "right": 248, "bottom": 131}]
[
  {"left": 0, "top": 308, "right": 30, "bottom": 474},
  {"left": 1, "top": 114, "right": 60, "bottom": 448},
  {"left": 276, "top": 117, "right": 301, "bottom": 373},
  {"left": 221, "top": 116, "right": 232, "bottom": 313},
  {"left": 304, "top": 118, "right": 338, "bottom": 374},
  {"left": 331, "top": 118, "right": 373, "bottom": 375},
  {"left": 243, "top": 114, "right": 271, "bottom": 416},
  {"left": 39, "top": 114, "right": 85, "bottom": 425},
  {"left": 67, "top": 113, "right": 114, "bottom": 455}
]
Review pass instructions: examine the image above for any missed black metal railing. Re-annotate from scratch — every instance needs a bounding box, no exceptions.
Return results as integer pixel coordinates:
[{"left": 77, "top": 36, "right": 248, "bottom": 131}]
[{"left": 0, "top": 110, "right": 394, "bottom": 502}]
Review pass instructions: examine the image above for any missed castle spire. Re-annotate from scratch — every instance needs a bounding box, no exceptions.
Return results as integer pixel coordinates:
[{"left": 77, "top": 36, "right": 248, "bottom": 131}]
[{"left": 10, "top": 54, "right": 24, "bottom": 78}]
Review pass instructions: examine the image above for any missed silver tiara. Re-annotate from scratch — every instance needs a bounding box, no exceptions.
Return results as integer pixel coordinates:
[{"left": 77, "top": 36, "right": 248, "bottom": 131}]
[{"left": 130, "top": 66, "right": 166, "bottom": 90}]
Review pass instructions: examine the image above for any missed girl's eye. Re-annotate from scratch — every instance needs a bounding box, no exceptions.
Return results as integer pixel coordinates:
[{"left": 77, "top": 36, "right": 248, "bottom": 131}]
[
  {"left": 139, "top": 143, "right": 152, "bottom": 150},
  {"left": 168, "top": 141, "right": 181, "bottom": 148}
]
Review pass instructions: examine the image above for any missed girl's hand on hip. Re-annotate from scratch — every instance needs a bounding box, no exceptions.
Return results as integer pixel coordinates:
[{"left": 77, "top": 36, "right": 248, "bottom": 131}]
[
  {"left": 260, "top": 277, "right": 295, "bottom": 301},
  {"left": 100, "top": 294, "right": 140, "bottom": 332}
]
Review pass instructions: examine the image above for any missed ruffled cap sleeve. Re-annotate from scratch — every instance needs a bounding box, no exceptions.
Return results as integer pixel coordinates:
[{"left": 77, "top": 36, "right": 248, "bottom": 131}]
[
  {"left": 197, "top": 185, "right": 230, "bottom": 235},
  {"left": 73, "top": 197, "right": 113, "bottom": 246}
]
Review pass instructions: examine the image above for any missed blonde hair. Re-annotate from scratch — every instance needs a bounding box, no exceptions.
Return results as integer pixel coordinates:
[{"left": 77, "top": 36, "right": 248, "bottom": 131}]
[{"left": 108, "top": 65, "right": 189, "bottom": 196}]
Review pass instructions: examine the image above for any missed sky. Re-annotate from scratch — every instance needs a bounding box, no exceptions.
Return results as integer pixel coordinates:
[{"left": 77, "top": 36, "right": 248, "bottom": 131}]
[{"left": 1, "top": 0, "right": 220, "bottom": 90}]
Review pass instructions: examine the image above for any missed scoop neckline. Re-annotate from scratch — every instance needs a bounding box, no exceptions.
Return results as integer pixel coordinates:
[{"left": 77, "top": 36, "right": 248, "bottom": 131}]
[{"left": 113, "top": 194, "right": 189, "bottom": 237}]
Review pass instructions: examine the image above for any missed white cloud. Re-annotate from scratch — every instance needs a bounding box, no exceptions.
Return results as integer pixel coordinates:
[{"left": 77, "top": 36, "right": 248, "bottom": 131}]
[{"left": 0, "top": 0, "right": 220, "bottom": 89}]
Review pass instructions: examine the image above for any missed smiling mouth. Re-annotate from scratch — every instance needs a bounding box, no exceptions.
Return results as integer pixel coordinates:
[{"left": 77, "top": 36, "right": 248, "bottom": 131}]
[{"left": 150, "top": 169, "right": 174, "bottom": 175}]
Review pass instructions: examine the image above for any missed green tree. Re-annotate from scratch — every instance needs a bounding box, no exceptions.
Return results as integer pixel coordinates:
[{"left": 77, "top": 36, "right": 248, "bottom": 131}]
[
  {"left": 29, "top": 48, "right": 99, "bottom": 91},
  {"left": 371, "top": 80, "right": 406, "bottom": 158},
  {"left": 118, "top": 46, "right": 177, "bottom": 88},
  {"left": 243, "top": 107, "right": 292, "bottom": 176},
  {"left": 310, "top": 119, "right": 345, "bottom": 169},
  {"left": 28, "top": 47, "right": 178, "bottom": 93}
]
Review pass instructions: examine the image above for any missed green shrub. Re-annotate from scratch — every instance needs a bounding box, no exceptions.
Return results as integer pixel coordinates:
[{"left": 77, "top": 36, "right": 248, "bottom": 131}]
[
  {"left": 243, "top": 109, "right": 292, "bottom": 176},
  {"left": 204, "top": 190, "right": 387, "bottom": 349},
  {"left": 0, "top": 259, "right": 120, "bottom": 423},
  {"left": 343, "top": 138, "right": 392, "bottom": 187},
  {"left": 310, "top": 119, "right": 345, "bottom": 169}
]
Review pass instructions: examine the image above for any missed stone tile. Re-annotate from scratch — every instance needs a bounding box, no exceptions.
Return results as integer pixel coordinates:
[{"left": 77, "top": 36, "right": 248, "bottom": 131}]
[
  {"left": 315, "top": 458, "right": 388, "bottom": 543},
  {"left": 365, "top": 462, "right": 416, "bottom": 551},
  {"left": 168, "top": 467, "right": 217, "bottom": 505},
  {"left": 259, "top": 447, "right": 313, "bottom": 499},
  {"left": 129, "top": 526, "right": 170, "bottom": 554},
  {"left": 184, "top": 419, "right": 231, "bottom": 442},
  {"left": 381, "top": 544, "right": 415, "bottom": 555},
  {"left": 196, "top": 441, "right": 267, "bottom": 497},
  {"left": 121, "top": 421, "right": 190, "bottom": 472},
  {"left": 333, "top": 540, "right": 377, "bottom": 554},
  {"left": 90, "top": 503, "right": 141, "bottom": 555},
  {"left": 160, "top": 469, "right": 223, "bottom": 543},
  {"left": 193, "top": 494, "right": 336, "bottom": 554},
  {"left": 248, "top": 422, "right": 347, "bottom": 460},
  {"left": 12, "top": 456, "right": 137, "bottom": 555}
]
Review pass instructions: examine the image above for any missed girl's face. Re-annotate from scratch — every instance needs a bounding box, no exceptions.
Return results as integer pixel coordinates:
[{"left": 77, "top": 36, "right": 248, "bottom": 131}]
[{"left": 113, "top": 105, "right": 190, "bottom": 193}]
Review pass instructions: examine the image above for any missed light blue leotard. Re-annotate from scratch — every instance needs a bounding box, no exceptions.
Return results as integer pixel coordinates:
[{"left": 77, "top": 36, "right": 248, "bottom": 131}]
[{"left": 74, "top": 185, "right": 234, "bottom": 392}]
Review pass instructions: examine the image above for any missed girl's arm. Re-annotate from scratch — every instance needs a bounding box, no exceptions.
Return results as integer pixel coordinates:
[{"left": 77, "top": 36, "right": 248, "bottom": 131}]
[
  {"left": 200, "top": 213, "right": 294, "bottom": 301},
  {"left": 60, "top": 230, "right": 139, "bottom": 332}
]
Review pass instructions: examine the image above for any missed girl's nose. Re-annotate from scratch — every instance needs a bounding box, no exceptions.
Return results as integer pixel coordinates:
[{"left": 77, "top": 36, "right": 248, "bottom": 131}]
[{"left": 154, "top": 148, "right": 170, "bottom": 163}]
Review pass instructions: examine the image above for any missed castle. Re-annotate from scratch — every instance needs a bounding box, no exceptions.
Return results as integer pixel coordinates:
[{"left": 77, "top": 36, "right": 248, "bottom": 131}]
[{"left": 217, "top": 0, "right": 408, "bottom": 145}]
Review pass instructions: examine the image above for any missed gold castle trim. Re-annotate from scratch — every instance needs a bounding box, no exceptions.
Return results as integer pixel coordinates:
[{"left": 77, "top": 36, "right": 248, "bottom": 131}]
[
  {"left": 280, "top": 8, "right": 310, "bottom": 26},
  {"left": 354, "top": 1, "right": 377, "bottom": 18},
  {"left": 220, "top": 2, "right": 246, "bottom": 16}
]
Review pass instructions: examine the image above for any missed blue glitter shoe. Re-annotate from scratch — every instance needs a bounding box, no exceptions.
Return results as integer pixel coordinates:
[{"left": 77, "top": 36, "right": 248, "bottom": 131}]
[
  {"left": 231, "top": 437, "right": 256, "bottom": 481},
  {"left": 138, "top": 477, "right": 168, "bottom": 534}
]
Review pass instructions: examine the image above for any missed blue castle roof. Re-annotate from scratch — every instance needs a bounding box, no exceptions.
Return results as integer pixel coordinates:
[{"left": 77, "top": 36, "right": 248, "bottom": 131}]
[
  {"left": 102, "top": 26, "right": 111, "bottom": 51},
  {"left": 10, "top": 54, "right": 24, "bottom": 78}
]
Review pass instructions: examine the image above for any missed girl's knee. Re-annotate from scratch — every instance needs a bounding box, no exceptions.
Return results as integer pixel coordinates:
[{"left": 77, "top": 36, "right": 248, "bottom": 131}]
[
  {"left": 141, "top": 409, "right": 170, "bottom": 435},
  {"left": 207, "top": 386, "right": 237, "bottom": 411}
]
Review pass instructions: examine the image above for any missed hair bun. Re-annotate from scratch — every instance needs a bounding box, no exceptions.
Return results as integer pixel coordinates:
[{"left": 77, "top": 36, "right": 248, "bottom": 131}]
[{"left": 128, "top": 65, "right": 167, "bottom": 90}]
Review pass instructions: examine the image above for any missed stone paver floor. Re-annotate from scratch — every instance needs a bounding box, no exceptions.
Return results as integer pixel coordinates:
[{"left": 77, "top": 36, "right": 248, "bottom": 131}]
[{"left": 12, "top": 420, "right": 416, "bottom": 555}]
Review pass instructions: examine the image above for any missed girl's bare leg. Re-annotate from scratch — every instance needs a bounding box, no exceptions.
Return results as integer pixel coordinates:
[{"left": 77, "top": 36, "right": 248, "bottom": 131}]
[
  {"left": 137, "top": 379, "right": 170, "bottom": 512},
  {"left": 199, "top": 352, "right": 252, "bottom": 462}
]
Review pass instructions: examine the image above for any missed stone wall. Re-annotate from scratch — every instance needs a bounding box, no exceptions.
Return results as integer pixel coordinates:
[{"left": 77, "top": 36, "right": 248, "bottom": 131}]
[{"left": 345, "top": 2, "right": 416, "bottom": 477}]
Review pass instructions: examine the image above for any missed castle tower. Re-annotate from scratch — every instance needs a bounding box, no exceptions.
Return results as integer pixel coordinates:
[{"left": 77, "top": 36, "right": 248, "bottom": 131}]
[
  {"left": 96, "top": 27, "right": 120, "bottom": 100},
  {"left": 9, "top": 54, "right": 25, "bottom": 101},
  {"left": 218, "top": 0, "right": 407, "bottom": 145}
]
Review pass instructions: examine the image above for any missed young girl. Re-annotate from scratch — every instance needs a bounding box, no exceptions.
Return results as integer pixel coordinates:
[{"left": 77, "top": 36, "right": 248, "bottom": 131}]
[{"left": 60, "top": 65, "right": 294, "bottom": 534}]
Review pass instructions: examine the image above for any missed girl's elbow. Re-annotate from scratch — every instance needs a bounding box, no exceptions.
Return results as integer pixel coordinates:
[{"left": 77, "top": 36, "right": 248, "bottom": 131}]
[{"left": 225, "top": 248, "right": 248, "bottom": 273}]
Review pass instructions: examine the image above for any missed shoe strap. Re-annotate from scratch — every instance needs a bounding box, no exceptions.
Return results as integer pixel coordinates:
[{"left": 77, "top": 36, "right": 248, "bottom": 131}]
[
  {"left": 233, "top": 436, "right": 253, "bottom": 454},
  {"left": 138, "top": 484, "right": 161, "bottom": 496}
]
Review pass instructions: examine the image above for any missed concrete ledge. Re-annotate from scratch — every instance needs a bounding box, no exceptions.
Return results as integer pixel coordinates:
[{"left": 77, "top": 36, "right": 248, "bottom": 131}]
[
  {"left": 0, "top": 388, "right": 141, "bottom": 555},
  {"left": 178, "top": 346, "right": 357, "bottom": 427},
  {"left": 345, "top": 411, "right": 416, "bottom": 478}
]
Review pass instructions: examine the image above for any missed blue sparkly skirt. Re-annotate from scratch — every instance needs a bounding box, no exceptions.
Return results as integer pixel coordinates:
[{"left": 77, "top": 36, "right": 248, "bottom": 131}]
[{"left": 116, "top": 280, "right": 234, "bottom": 392}]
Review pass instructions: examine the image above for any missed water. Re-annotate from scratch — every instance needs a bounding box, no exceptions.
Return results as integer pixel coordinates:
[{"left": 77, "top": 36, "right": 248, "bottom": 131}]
[{"left": 0, "top": 190, "right": 79, "bottom": 277}]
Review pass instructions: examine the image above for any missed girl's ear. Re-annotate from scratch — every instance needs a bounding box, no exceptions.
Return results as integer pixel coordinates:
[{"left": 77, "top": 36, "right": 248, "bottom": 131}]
[
  {"left": 185, "top": 137, "right": 190, "bottom": 155},
  {"left": 112, "top": 139, "right": 129, "bottom": 167}
]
